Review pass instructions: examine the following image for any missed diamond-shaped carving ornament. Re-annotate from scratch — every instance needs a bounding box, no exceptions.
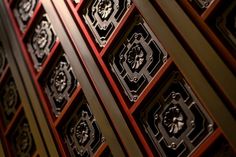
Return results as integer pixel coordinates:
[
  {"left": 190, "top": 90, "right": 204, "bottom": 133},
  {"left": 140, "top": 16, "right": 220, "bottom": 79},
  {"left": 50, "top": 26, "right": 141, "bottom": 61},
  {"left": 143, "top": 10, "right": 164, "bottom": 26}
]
[
  {"left": 11, "top": 117, "right": 35, "bottom": 157},
  {"left": 108, "top": 16, "right": 168, "bottom": 104},
  {"left": 0, "top": 76, "right": 20, "bottom": 125},
  {"left": 13, "top": 0, "right": 38, "bottom": 32},
  {"left": 82, "top": 0, "right": 132, "bottom": 47},
  {"left": 27, "top": 14, "right": 57, "bottom": 71},
  {"left": 139, "top": 72, "right": 214, "bottom": 157},
  {"left": 63, "top": 97, "right": 104, "bottom": 157},
  {"left": 45, "top": 54, "right": 78, "bottom": 117}
]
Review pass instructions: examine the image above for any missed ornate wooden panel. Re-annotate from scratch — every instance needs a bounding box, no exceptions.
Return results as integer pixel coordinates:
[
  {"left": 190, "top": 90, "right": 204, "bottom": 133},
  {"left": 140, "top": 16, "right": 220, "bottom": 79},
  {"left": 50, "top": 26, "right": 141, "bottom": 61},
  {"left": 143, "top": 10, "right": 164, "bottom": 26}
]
[
  {"left": 0, "top": 36, "right": 41, "bottom": 156},
  {"left": 8, "top": 112, "right": 36, "bottom": 157},
  {"left": 26, "top": 13, "right": 57, "bottom": 70},
  {"left": 44, "top": 53, "right": 78, "bottom": 117},
  {"left": 0, "top": 0, "right": 235, "bottom": 156},
  {"left": 0, "top": 73, "right": 20, "bottom": 127},
  {"left": 13, "top": 0, "right": 39, "bottom": 32},
  {"left": 62, "top": 95, "right": 105, "bottom": 157},
  {"left": 137, "top": 71, "right": 215, "bottom": 156}
]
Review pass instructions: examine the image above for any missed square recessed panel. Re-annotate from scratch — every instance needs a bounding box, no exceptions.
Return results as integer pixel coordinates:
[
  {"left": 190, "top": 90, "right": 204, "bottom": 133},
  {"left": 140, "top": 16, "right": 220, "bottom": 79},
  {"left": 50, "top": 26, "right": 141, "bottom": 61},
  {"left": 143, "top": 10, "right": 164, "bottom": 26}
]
[
  {"left": 13, "top": 0, "right": 39, "bottom": 32},
  {"left": 81, "top": 0, "right": 132, "bottom": 47},
  {"left": 202, "top": 136, "right": 236, "bottom": 157},
  {"left": 105, "top": 15, "right": 168, "bottom": 105},
  {"left": 44, "top": 53, "right": 78, "bottom": 117},
  {"left": 136, "top": 71, "right": 215, "bottom": 157},
  {"left": 26, "top": 13, "right": 57, "bottom": 71},
  {"left": 62, "top": 95, "right": 105, "bottom": 156},
  {"left": 9, "top": 113, "right": 36, "bottom": 157},
  {"left": 0, "top": 44, "right": 7, "bottom": 76},
  {"left": 213, "top": 1, "right": 236, "bottom": 53},
  {"left": 0, "top": 74, "right": 20, "bottom": 126}
]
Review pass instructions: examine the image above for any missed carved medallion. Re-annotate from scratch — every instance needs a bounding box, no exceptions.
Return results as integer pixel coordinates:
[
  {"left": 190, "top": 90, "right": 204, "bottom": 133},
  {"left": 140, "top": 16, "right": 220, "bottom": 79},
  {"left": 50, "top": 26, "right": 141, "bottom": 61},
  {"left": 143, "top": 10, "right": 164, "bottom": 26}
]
[
  {"left": 139, "top": 72, "right": 214, "bottom": 157},
  {"left": 107, "top": 16, "right": 168, "bottom": 104},
  {"left": 27, "top": 14, "right": 57, "bottom": 71},
  {"left": 11, "top": 116, "right": 36, "bottom": 157},
  {"left": 45, "top": 54, "right": 78, "bottom": 117},
  {"left": 13, "top": 0, "right": 38, "bottom": 32},
  {"left": 63, "top": 96, "right": 104, "bottom": 156},
  {"left": 82, "top": 0, "right": 132, "bottom": 47},
  {"left": 0, "top": 76, "right": 20, "bottom": 126},
  {"left": 215, "top": 1, "right": 236, "bottom": 52}
]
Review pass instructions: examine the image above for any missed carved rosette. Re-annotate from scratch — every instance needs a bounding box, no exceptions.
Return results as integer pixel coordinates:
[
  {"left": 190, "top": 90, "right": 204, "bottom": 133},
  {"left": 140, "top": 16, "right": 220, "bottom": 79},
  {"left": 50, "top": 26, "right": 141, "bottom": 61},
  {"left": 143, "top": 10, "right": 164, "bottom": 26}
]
[
  {"left": 45, "top": 54, "right": 78, "bottom": 117},
  {"left": 215, "top": 1, "right": 236, "bottom": 52},
  {"left": 108, "top": 16, "right": 168, "bottom": 104},
  {"left": 0, "top": 45, "right": 7, "bottom": 76},
  {"left": 13, "top": 0, "right": 38, "bottom": 32},
  {"left": 27, "top": 14, "right": 57, "bottom": 71},
  {"left": 11, "top": 116, "right": 35, "bottom": 157},
  {"left": 0, "top": 76, "right": 20, "bottom": 125},
  {"left": 163, "top": 104, "right": 186, "bottom": 137},
  {"left": 139, "top": 72, "right": 214, "bottom": 157},
  {"left": 82, "top": 0, "right": 132, "bottom": 47},
  {"left": 63, "top": 97, "right": 104, "bottom": 156}
]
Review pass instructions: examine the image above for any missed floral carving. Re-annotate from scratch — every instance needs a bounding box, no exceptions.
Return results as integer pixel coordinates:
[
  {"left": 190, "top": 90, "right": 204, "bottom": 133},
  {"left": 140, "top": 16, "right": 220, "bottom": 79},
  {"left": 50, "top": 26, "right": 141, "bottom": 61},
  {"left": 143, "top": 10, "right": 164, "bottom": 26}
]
[
  {"left": 127, "top": 43, "right": 146, "bottom": 71},
  {"left": 18, "top": 0, "right": 33, "bottom": 21},
  {"left": 12, "top": 117, "right": 35, "bottom": 157},
  {"left": 27, "top": 14, "right": 56, "bottom": 70},
  {"left": 75, "top": 120, "right": 90, "bottom": 145},
  {"left": 14, "top": 0, "right": 37, "bottom": 32},
  {"left": 139, "top": 72, "right": 215, "bottom": 157},
  {"left": 33, "top": 21, "right": 49, "bottom": 50},
  {"left": 82, "top": 0, "right": 131, "bottom": 47},
  {"left": 98, "top": 0, "right": 114, "bottom": 20},
  {"left": 163, "top": 104, "right": 185, "bottom": 136},
  {"left": 63, "top": 100, "right": 104, "bottom": 156},
  {"left": 53, "top": 70, "right": 67, "bottom": 93},
  {"left": 45, "top": 54, "right": 77, "bottom": 117}
]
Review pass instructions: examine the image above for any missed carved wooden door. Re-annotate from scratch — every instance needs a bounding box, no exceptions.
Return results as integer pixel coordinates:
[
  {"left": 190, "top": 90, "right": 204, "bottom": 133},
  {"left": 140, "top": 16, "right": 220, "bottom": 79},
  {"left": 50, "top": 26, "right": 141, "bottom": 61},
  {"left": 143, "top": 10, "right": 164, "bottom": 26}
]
[{"left": 0, "top": 0, "right": 235, "bottom": 157}]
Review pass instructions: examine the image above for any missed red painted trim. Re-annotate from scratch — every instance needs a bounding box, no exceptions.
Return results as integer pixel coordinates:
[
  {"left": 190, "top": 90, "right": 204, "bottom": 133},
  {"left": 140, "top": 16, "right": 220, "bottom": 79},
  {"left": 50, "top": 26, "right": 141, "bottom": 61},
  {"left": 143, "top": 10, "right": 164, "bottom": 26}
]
[
  {"left": 191, "top": 128, "right": 221, "bottom": 156},
  {"left": 22, "top": 2, "right": 43, "bottom": 39},
  {"left": 200, "top": 0, "right": 220, "bottom": 20},
  {"left": 178, "top": 0, "right": 236, "bottom": 74},
  {"left": 0, "top": 65, "right": 9, "bottom": 85},
  {"left": 130, "top": 59, "right": 173, "bottom": 113},
  {"left": 4, "top": 105, "right": 23, "bottom": 137},
  {"left": 54, "top": 86, "right": 82, "bottom": 127},
  {"left": 36, "top": 39, "right": 60, "bottom": 80},
  {"left": 94, "top": 143, "right": 108, "bottom": 157}
]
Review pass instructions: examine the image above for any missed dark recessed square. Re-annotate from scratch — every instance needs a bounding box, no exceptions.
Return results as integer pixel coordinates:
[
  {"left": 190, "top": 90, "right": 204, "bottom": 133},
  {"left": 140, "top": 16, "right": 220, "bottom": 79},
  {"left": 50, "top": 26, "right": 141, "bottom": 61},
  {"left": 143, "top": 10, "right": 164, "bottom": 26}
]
[
  {"left": 26, "top": 13, "right": 57, "bottom": 71},
  {"left": 8, "top": 113, "right": 36, "bottom": 157},
  {"left": 81, "top": 0, "right": 132, "bottom": 47},
  {"left": 135, "top": 71, "right": 215, "bottom": 157},
  {"left": 0, "top": 73, "right": 21, "bottom": 127},
  {"left": 105, "top": 14, "right": 168, "bottom": 106},
  {"left": 44, "top": 53, "right": 78, "bottom": 117},
  {"left": 208, "top": 0, "right": 236, "bottom": 55},
  {"left": 61, "top": 94, "right": 105, "bottom": 156}
]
